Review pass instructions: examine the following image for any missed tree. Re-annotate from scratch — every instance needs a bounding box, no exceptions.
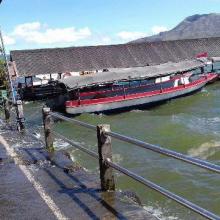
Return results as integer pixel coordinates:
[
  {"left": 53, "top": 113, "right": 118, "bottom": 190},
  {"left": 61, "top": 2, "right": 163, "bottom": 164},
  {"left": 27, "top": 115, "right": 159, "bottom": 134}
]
[{"left": 0, "top": 59, "right": 7, "bottom": 88}]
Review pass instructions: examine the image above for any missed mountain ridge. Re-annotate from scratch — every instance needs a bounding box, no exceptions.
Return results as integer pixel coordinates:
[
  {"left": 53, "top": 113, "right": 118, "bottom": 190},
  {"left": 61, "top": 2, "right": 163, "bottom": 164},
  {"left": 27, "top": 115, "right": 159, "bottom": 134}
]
[{"left": 130, "top": 13, "right": 220, "bottom": 43}]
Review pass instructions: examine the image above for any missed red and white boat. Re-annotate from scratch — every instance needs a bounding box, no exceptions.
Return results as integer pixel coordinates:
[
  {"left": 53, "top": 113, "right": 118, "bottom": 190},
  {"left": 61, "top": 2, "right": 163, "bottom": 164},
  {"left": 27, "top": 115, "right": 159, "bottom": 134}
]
[{"left": 59, "top": 60, "right": 218, "bottom": 115}]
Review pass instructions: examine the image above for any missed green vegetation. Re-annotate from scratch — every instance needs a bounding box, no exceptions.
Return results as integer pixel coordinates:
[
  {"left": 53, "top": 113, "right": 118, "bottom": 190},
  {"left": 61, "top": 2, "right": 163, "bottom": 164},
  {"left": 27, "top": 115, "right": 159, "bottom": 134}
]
[{"left": 0, "top": 59, "right": 7, "bottom": 89}]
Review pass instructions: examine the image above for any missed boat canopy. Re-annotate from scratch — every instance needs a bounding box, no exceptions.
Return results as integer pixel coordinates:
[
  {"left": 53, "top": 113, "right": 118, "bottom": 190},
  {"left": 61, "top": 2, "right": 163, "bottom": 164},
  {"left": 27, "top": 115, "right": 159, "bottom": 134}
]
[
  {"left": 59, "top": 60, "right": 204, "bottom": 90},
  {"left": 211, "top": 57, "right": 220, "bottom": 62}
]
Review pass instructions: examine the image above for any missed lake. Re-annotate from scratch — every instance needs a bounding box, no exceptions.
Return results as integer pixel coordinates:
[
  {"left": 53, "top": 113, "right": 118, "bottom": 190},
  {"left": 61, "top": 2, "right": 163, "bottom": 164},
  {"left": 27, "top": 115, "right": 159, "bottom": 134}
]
[{"left": 24, "top": 80, "right": 220, "bottom": 220}]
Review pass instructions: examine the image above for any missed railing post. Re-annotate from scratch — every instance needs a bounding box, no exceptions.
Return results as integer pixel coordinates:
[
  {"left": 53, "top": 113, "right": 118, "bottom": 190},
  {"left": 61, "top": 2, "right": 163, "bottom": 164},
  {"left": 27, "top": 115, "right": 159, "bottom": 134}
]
[
  {"left": 42, "top": 107, "right": 54, "bottom": 152},
  {"left": 3, "top": 98, "right": 10, "bottom": 122},
  {"left": 97, "top": 124, "right": 115, "bottom": 191},
  {"left": 15, "top": 99, "right": 25, "bottom": 131}
]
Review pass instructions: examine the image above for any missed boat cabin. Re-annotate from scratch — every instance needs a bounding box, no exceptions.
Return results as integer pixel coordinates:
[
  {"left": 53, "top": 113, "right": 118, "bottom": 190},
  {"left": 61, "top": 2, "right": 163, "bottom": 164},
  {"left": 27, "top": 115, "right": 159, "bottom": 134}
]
[
  {"left": 59, "top": 60, "right": 208, "bottom": 103},
  {"left": 211, "top": 57, "right": 220, "bottom": 74}
]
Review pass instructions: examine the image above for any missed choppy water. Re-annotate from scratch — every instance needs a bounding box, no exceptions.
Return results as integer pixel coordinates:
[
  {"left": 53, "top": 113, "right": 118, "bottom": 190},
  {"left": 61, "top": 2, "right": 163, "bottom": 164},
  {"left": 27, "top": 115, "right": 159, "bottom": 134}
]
[{"left": 24, "top": 81, "right": 220, "bottom": 220}]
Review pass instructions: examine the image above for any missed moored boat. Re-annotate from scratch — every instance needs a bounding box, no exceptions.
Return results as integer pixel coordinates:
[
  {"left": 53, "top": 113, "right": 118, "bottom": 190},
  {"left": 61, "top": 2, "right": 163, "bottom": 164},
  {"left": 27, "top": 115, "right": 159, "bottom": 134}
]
[
  {"left": 55, "top": 59, "right": 218, "bottom": 115},
  {"left": 65, "top": 72, "right": 217, "bottom": 115}
]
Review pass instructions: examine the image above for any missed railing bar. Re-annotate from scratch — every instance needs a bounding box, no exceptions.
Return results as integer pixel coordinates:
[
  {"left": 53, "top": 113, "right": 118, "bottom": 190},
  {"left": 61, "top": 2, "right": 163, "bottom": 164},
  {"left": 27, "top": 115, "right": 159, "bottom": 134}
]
[
  {"left": 50, "top": 111, "right": 220, "bottom": 174},
  {"left": 47, "top": 111, "right": 220, "bottom": 218},
  {"left": 106, "top": 131, "right": 220, "bottom": 174},
  {"left": 50, "top": 127, "right": 219, "bottom": 219},
  {"left": 50, "top": 112, "right": 96, "bottom": 131},
  {"left": 52, "top": 130, "right": 99, "bottom": 159},
  {"left": 106, "top": 160, "right": 220, "bottom": 220}
]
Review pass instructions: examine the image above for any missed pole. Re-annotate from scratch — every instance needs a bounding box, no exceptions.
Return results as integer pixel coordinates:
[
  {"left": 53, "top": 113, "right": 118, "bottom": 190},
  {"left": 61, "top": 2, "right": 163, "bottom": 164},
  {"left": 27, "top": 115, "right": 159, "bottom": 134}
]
[
  {"left": 3, "top": 97, "right": 10, "bottom": 122},
  {"left": 15, "top": 99, "right": 25, "bottom": 131},
  {"left": 0, "top": 30, "right": 16, "bottom": 103},
  {"left": 123, "top": 85, "right": 126, "bottom": 99},
  {"left": 42, "top": 107, "right": 54, "bottom": 152},
  {"left": 78, "top": 88, "right": 81, "bottom": 105},
  {"left": 97, "top": 124, "right": 115, "bottom": 191}
]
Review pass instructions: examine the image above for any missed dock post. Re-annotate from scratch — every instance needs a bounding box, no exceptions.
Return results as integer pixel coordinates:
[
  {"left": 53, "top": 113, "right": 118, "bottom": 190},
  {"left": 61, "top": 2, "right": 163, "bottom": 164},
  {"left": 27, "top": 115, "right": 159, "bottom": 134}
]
[
  {"left": 97, "top": 124, "right": 115, "bottom": 191},
  {"left": 42, "top": 107, "right": 54, "bottom": 153},
  {"left": 15, "top": 99, "right": 25, "bottom": 131},
  {"left": 3, "top": 98, "right": 10, "bottom": 122}
]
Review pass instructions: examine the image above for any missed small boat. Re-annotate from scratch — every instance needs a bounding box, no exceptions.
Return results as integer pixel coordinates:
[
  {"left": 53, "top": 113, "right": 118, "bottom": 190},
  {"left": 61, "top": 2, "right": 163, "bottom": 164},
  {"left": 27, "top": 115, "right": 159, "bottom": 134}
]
[
  {"left": 16, "top": 76, "right": 66, "bottom": 101},
  {"left": 64, "top": 73, "right": 217, "bottom": 115}
]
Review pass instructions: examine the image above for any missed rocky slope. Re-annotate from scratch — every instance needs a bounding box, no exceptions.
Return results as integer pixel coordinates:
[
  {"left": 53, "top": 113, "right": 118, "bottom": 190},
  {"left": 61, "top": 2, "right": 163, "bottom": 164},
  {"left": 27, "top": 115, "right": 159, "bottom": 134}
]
[{"left": 131, "top": 13, "right": 220, "bottom": 43}]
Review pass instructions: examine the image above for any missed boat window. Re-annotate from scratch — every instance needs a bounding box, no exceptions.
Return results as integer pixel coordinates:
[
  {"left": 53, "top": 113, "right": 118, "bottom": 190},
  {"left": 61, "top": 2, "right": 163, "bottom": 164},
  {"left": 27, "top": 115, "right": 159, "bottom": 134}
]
[
  {"left": 204, "top": 64, "right": 212, "bottom": 73},
  {"left": 192, "top": 68, "right": 202, "bottom": 75},
  {"left": 155, "top": 76, "right": 170, "bottom": 84},
  {"left": 183, "top": 77, "right": 190, "bottom": 84},
  {"left": 114, "top": 81, "right": 129, "bottom": 87},
  {"left": 189, "top": 74, "right": 200, "bottom": 82},
  {"left": 146, "top": 79, "right": 155, "bottom": 84},
  {"left": 155, "top": 78, "right": 161, "bottom": 83},
  {"left": 213, "top": 61, "right": 220, "bottom": 72},
  {"left": 178, "top": 79, "right": 184, "bottom": 86},
  {"left": 130, "top": 80, "right": 141, "bottom": 86},
  {"left": 161, "top": 76, "right": 170, "bottom": 82},
  {"left": 174, "top": 79, "right": 179, "bottom": 87},
  {"left": 25, "top": 77, "right": 33, "bottom": 87}
]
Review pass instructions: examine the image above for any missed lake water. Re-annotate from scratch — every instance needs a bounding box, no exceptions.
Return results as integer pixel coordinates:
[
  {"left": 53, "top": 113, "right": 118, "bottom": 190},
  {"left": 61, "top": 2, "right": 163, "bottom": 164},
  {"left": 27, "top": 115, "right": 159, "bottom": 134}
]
[{"left": 24, "top": 80, "right": 220, "bottom": 220}]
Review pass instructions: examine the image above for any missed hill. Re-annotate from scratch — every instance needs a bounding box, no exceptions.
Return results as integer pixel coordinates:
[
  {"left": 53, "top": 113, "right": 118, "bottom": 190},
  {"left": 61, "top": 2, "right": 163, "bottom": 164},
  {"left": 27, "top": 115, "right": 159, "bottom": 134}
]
[{"left": 131, "top": 13, "right": 220, "bottom": 43}]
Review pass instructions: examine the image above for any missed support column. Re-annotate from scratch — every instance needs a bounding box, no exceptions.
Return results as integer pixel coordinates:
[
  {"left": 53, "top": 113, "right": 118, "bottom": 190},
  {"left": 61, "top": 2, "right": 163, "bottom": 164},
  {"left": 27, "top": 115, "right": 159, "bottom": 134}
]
[
  {"left": 97, "top": 124, "right": 115, "bottom": 191},
  {"left": 42, "top": 107, "right": 54, "bottom": 152},
  {"left": 15, "top": 99, "right": 25, "bottom": 131},
  {"left": 3, "top": 98, "right": 10, "bottom": 122}
]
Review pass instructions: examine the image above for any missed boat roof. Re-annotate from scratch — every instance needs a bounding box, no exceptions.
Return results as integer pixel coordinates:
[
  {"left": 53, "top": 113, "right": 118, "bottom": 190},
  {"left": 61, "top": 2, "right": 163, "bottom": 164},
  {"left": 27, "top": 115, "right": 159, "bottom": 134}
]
[
  {"left": 211, "top": 57, "right": 220, "bottom": 62},
  {"left": 59, "top": 59, "right": 204, "bottom": 90}
]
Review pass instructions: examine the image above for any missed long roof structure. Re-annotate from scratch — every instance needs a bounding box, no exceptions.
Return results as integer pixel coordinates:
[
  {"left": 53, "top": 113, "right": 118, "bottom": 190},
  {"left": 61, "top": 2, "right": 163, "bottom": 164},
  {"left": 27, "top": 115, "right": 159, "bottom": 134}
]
[
  {"left": 60, "top": 60, "right": 204, "bottom": 90},
  {"left": 10, "top": 37, "right": 220, "bottom": 76}
]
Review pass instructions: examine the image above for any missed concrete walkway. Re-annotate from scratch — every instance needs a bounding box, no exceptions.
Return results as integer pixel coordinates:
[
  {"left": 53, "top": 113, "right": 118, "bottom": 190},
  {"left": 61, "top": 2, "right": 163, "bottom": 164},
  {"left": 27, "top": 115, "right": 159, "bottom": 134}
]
[{"left": 0, "top": 123, "right": 158, "bottom": 220}]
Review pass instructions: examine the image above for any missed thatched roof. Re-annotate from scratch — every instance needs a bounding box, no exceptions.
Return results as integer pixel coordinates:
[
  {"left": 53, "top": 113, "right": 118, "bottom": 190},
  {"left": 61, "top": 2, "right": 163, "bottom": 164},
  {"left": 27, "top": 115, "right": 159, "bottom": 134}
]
[
  {"left": 10, "top": 37, "right": 220, "bottom": 76},
  {"left": 60, "top": 60, "right": 204, "bottom": 90}
]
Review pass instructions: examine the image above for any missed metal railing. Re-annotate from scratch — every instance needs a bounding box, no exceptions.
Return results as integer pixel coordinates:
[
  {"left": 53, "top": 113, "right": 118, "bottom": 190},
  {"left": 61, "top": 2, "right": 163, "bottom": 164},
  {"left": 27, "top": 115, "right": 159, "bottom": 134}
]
[{"left": 42, "top": 108, "right": 220, "bottom": 220}]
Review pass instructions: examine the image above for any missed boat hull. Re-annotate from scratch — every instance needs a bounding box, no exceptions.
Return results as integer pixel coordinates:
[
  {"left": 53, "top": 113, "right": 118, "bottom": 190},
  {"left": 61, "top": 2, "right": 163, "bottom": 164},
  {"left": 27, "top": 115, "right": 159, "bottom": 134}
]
[{"left": 66, "top": 81, "right": 207, "bottom": 115}]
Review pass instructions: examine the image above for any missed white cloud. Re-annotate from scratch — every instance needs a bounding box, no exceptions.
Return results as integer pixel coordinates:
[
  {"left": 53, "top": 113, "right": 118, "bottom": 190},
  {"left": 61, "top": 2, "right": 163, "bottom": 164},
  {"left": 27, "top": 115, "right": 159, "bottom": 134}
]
[
  {"left": 151, "top": 26, "right": 168, "bottom": 35},
  {"left": 117, "top": 31, "right": 147, "bottom": 41},
  {"left": 100, "top": 37, "right": 111, "bottom": 44},
  {"left": 12, "top": 22, "right": 92, "bottom": 44},
  {"left": 3, "top": 35, "right": 16, "bottom": 45}
]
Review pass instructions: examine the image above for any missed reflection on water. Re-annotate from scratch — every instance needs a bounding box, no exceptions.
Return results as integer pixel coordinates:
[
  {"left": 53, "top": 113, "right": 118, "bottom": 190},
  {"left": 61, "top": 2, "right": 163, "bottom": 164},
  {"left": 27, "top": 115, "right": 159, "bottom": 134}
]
[{"left": 24, "top": 81, "right": 220, "bottom": 220}]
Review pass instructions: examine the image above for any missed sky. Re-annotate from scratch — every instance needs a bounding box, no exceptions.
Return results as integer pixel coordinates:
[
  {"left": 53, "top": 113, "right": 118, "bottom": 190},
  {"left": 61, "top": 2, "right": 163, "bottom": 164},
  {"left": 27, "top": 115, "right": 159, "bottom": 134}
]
[{"left": 0, "top": 0, "right": 220, "bottom": 51}]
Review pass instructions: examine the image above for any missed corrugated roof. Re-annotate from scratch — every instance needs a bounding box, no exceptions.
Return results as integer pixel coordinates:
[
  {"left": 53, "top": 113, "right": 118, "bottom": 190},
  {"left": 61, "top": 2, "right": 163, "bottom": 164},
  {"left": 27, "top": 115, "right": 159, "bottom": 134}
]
[
  {"left": 10, "top": 37, "right": 220, "bottom": 76},
  {"left": 59, "top": 60, "right": 204, "bottom": 89}
]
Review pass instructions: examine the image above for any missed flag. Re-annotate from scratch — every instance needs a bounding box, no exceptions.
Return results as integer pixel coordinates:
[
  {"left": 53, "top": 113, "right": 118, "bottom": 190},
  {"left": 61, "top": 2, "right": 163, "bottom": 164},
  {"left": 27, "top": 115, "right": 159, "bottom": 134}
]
[{"left": 196, "top": 52, "right": 208, "bottom": 58}]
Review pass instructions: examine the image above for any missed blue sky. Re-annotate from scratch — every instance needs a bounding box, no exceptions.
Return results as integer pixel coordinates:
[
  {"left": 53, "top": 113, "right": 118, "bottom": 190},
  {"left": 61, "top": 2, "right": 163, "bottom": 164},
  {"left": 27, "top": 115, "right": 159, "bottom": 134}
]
[{"left": 1, "top": 0, "right": 220, "bottom": 51}]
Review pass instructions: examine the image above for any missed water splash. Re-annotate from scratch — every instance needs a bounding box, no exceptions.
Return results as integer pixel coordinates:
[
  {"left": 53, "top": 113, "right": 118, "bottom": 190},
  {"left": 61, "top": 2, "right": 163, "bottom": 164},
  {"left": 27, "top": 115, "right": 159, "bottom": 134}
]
[
  {"left": 201, "top": 88, "right": 208, "bottom": 93},
  {"left": 172, "top": 115, "right": 220, "bottom": 135},
  {"left": 112, "top": 153, "right": 123, "bottom": 163},
  {"left": 32, "top": 131, "right": 41, "bottom": 139},
  {"left": 130, "top": 109, "right": 144, "bottom": 113},
  {"left": 54, "top": 138, "right": 70, "bottom": 149},
  {"left": 143, "top": 205, "right": 178, "bottom": 220},
  {"left": 188, "top": 141, "right": 220, "bottom": 160}
]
